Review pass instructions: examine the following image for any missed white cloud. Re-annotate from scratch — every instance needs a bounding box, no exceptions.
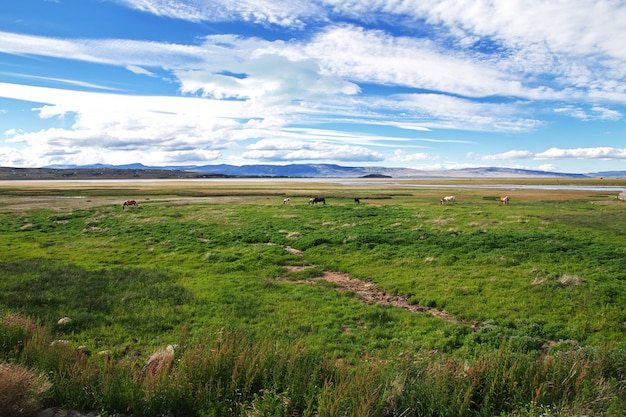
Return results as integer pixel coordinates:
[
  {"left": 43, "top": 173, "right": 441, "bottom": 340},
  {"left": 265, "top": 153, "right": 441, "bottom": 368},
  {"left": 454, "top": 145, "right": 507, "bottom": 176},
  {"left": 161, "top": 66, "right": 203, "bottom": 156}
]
[
  {"left": 176, "top": 37, "right": 360, "bottom": 105},
  {"left": 0, "top": 82, "right": 264, "bottom": 166},
  {"left": 392, "top": 149, "right": 436, "bottom": 162},
  {"left": 477, "top": 147, "right": 626, "bottom": 161},
  {"left": 537, "top": 164, "right": 558, "bottom": 172},
  {"left": 0, "top": 82, "right": 390, "bottom": 166},
  {"left": 280, "top": 25, "right": 529, "bottom": 99},
  {"left": 109, "top": 1, "right": 626, "bottom": 103},
  {"left": 554, "top": 106, "right": 590, "bottom": 121},
  {"left": 0, "top": 72, "right": 119, "bottom": 90},
  {"left": 2, "top": 2, "right": 624, "bottom": 130},
  {"left": 406, "top": 0, "right": 626, "bottom": 60},
  {"left": 0, "top": 31, "right": 202, "bottom": 68},
  {"left": 536, "top": 147, "right": 626, "bottom": 160},
  {"left": 243, "top": 138, "right": 384, "bottom": 162},
  {"left": 126, "top": 65, "right": 156, "bottom": 76},
  {"left": 475, "top": 150, "right": 535, "bottom": 160},
  {"left": 113, "top": 0, "right": 317, "bottom": 26},
  {"left": 4, "top": 128, "right": 21, "bottom": 136},
  {"left": 590, "top": 106, "right": 622, "bottom": 121},
  {"left": 161, "top": 149, "right": 222, "bottom": 163},
  {"left": 388, "top": 93, "right": 542, "bottom": 132},
  {"left": 555, "top": 105, "right": 623, "bottom": 121},
  {"left": 114, "top": 0, "right": 626, "bottom": 67}
]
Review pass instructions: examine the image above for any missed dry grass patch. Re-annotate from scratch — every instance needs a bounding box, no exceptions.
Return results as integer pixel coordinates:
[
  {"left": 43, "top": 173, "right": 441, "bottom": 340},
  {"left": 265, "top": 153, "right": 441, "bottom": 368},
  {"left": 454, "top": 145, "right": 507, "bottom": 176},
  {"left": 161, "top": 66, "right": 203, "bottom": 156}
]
[
  {"left": 141, "top": 345, "right": 176, "bottom": 378},
  {"left": 530, "top": 274, "right": 585, "bottom": 287},
  {"left": 1, "top": 314, "right": 38, "bottom": 334},
  {"left": 0, "top": 362, "right": 51, "bottom": 417},
  {"left": 429, "top": 218, "right": 454, "bottom": 226},
  {"left": 559, "top": 274, "right": 585, "bottom": 286}
]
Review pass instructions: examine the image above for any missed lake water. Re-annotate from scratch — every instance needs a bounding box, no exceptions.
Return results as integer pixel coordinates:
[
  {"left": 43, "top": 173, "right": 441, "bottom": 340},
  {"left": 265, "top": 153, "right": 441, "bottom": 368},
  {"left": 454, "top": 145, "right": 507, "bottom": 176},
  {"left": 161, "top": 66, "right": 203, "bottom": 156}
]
[{"left": 338, "top": 181, "right": 625, "bottom": 192}]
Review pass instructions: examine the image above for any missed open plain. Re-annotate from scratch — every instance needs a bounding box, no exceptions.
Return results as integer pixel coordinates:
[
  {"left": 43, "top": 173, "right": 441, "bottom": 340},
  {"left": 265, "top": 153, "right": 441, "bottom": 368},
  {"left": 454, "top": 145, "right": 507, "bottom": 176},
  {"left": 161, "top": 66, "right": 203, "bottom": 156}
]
[
  {"left": 1, "top": 176, "right": 625, "bottom": 210},
  {"left": 1, "top": 177, "right": 626, "bottom": 416}
]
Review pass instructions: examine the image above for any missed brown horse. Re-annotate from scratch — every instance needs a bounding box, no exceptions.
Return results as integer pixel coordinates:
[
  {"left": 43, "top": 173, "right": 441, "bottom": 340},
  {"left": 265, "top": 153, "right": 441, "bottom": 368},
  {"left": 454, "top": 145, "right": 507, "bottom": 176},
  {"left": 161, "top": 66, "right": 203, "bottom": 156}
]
[
  {"left": 500, "top": 196, "right": 510, "bottom": 205},
  {"left": 122, "top": 200, "right": 138, "bottom": 210}
]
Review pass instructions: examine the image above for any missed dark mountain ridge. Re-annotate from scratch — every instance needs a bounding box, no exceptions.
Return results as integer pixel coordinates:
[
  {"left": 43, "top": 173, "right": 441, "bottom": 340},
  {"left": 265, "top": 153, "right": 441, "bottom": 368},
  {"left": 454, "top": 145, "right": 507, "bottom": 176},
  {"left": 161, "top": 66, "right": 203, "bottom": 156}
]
[{"left": 1, "top": 163, "right": 624, "bottom": 180}]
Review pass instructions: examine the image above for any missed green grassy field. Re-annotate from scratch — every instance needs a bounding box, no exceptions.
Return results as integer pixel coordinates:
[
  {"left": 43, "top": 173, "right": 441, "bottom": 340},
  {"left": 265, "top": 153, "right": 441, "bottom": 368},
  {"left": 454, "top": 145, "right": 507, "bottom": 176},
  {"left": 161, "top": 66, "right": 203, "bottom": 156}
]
[{"left": 1, "top": 179, "right": 626, "bottom": 416}]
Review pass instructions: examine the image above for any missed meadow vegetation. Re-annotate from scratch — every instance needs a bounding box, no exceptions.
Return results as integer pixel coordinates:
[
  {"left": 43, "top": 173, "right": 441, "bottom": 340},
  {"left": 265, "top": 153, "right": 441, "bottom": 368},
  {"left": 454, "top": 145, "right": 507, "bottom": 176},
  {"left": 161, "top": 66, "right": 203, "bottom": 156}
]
[{"left": 0, "top": 179, "right": 625, "bottom": 416}]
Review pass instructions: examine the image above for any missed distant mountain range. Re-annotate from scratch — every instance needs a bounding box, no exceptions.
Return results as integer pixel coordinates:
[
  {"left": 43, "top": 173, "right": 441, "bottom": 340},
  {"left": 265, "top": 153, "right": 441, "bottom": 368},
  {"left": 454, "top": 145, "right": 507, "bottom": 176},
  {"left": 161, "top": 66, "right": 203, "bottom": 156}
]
[{"left": 1, "top": 163, "right": 625, "bottom": 180}]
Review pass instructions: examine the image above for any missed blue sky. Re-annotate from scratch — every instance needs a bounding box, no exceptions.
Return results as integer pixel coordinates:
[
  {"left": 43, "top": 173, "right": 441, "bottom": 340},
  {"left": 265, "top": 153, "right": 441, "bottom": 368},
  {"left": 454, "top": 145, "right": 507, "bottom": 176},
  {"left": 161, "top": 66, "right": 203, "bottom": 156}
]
[{"left": 1, "top": 0, "right": 625, "bottom": 174}]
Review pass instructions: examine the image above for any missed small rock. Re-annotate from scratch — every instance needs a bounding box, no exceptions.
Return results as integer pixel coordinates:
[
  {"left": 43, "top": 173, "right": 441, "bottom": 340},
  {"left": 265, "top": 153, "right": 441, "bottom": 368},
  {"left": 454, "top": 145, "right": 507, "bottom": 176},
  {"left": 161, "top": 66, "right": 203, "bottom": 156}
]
[
  {"left": 57, "top": 317, "right": 72, "bottom": 325},
  {"left": 37, "top": 408, "right": 56, "bottom": 417}
]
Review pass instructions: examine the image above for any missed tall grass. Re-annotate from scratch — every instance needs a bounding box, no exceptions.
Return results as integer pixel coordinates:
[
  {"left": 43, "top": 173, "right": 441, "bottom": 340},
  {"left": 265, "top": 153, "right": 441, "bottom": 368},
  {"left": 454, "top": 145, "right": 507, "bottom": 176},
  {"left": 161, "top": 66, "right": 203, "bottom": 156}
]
[{"left": 2, "top": 314, "right": 625, "bottom": 416}]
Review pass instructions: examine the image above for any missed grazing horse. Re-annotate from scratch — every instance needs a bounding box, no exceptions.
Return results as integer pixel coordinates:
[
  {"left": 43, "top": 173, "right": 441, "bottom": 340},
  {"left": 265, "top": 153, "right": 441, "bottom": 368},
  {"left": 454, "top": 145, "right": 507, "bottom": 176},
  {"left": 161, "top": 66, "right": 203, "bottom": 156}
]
[
  {"left": 122, "top": 200, "right": 138, "bottom": 210},
  {"left": 354, "top": 198, "right": 360, "bottom": 204},
  {"left": 500, "top": 196, "right": 510, "bottom": 205},
  {"left": 440, "top": 196, "right": 455, "bottom": 205},
  {"left": 309, "top": 197, "right": 326, "bottom": 205},
  {"left": 283, "top": 198, "right": 291, "bottom": 204}
]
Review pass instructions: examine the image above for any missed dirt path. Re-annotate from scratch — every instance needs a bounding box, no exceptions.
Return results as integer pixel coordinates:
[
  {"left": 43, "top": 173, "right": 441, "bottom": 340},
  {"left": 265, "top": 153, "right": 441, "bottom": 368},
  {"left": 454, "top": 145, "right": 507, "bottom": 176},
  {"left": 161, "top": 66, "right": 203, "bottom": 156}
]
[{"left": 282, "top": 247, "right": 477, "bottom": 329}]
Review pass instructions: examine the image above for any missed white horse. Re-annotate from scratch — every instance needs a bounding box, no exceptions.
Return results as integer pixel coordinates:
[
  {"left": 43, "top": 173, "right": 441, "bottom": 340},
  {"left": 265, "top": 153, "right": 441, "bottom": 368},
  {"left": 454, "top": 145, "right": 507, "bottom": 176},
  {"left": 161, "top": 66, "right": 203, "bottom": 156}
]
[
  {"left": 500, "top": 196, "right": 510, "bottom": 205},
  {"left": 440, "top": 196, "right": 455, "bottom": 205},
  {"left": 283, "top": 198, "right": 291, "bottom": 204}
]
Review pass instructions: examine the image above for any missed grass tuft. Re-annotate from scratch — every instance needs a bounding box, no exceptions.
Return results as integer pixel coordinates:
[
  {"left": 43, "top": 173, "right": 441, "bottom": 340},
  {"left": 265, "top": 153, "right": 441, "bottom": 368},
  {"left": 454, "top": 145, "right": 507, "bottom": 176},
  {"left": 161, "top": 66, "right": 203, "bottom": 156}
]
[{"left": 0, "top": 362, "right": 51, "bottom": 417}]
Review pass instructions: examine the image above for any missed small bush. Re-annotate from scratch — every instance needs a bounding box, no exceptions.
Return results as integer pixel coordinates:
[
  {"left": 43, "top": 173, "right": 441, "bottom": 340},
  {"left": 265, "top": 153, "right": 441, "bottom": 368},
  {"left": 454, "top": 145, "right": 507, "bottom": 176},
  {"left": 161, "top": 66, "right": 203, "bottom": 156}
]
[{"left": 0, "top": 362, "right": 51, "bottom": 417}]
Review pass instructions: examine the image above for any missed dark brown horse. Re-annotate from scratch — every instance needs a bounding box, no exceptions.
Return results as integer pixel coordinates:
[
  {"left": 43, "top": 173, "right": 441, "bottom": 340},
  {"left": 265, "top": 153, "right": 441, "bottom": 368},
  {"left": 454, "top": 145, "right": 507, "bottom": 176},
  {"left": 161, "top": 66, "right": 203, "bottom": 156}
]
[
  {"left": 308, "top": 197, "right": 326, "bottom": 205},
  {"left": 122, "top": 200, "right": 138, "bottom": 210}
]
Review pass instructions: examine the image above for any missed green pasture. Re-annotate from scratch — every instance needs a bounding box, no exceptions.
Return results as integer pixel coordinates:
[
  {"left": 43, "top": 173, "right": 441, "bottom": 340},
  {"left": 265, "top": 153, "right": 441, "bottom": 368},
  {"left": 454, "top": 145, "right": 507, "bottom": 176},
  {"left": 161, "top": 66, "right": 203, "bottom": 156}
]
[
  {"left": 1, "top": 182, "right": 625, "bottom": 356},
  {"left": 1, "top": 180, "right": 626, "bottom": 416}
]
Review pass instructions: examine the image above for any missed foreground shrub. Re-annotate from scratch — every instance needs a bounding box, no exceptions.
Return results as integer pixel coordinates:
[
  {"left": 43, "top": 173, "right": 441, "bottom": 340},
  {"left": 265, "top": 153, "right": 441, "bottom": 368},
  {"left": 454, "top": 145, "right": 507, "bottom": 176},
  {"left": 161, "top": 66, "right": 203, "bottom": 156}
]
[{"left": 0, "top": 362, "right": 51, "bottom": 417}]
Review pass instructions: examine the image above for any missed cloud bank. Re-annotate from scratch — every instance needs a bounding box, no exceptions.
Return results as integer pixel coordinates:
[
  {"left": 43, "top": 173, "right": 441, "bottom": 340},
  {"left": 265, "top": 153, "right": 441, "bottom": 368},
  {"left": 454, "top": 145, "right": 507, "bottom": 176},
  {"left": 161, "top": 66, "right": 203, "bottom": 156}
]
[{"left": 0, "top": 0, "right": 624, "bottom": 172}]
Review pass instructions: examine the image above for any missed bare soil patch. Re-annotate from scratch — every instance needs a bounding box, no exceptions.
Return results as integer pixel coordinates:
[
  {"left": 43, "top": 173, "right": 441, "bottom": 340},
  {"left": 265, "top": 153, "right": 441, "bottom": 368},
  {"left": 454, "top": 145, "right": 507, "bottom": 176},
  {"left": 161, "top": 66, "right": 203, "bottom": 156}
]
[{"left": 282, "top": 249, "right": 477, "bottom": 329}]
